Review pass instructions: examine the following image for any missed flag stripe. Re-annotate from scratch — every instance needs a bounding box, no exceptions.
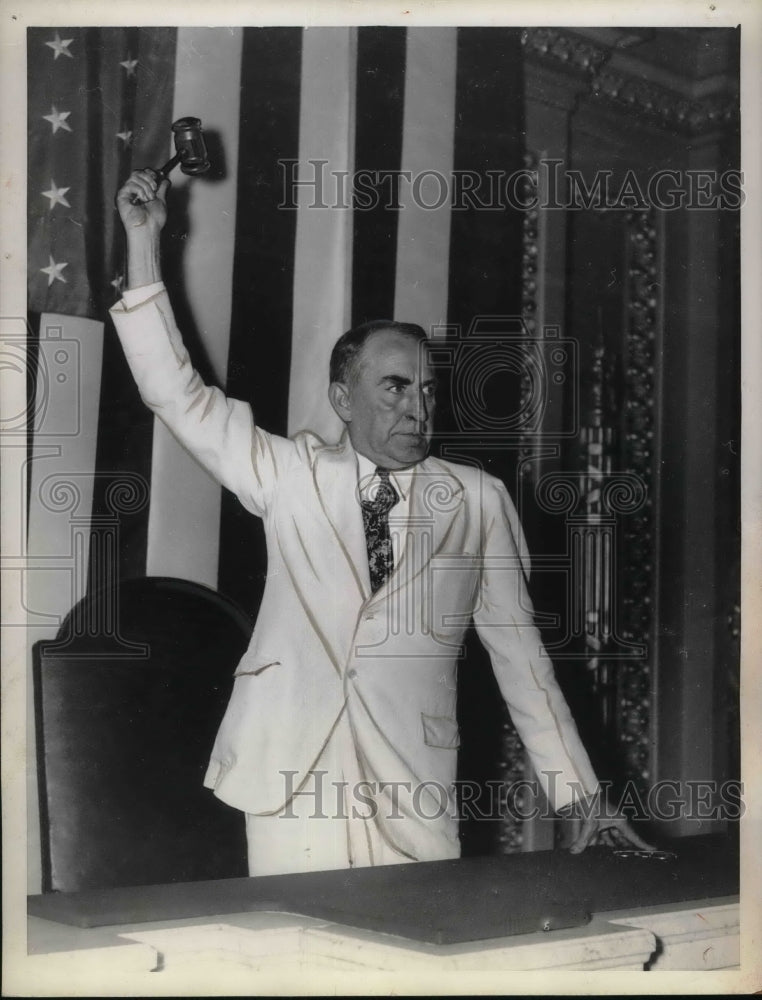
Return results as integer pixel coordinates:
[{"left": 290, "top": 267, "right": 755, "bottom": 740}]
[
  {"left": 394, "top": 27, "right": 458, "bottom": 333},
  {"left": 145, "top": 27, "right": 244, "bottom": 588},
  {"left": 288, "top": 27, "right": 358, "bottom": 442},
  {"left": 225, "top": 28, "right": 303, "bottom": 434},
  {"left": 351, "top": 27, "right": 407, "bottom": 328},
  {"left": 217, "top": 27, "right": 303, "bottom": 617},
  {"left": 447, "top": 28, "right": 525, "bottom": 326},
  {"left": 90, "top": 27, "right": 177, "bottom": 585},
  {"left": 165, "top": 27, "right": 244, "bottom": 385}
]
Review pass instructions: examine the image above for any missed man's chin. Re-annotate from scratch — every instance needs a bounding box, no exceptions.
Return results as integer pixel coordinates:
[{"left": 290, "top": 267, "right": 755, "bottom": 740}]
[{"left": 391, "top": 436, "right": 429, "bottom": 464}]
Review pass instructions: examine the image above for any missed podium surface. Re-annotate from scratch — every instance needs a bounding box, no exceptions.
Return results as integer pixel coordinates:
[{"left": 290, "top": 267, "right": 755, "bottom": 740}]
[{"left": 29, "top": 834, "right": 737, "bottom": 943}]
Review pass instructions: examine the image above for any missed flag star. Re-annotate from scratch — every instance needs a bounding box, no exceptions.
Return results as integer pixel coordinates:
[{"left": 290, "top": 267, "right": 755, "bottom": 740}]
[
  {"left": 41, "top": 255, "right": 68, "bottom": 287},
  {"left": 119, "top": 56, "right": 138, "bottom": 77},
  {"left": 42, "top": 106, "right": 72, "bottom": 135},
  {"left": 110, "top": 273, "right": 125, "bottom": 292},
  {"left": 45, "top": 32, "right": 74, "bottom": 60},
  {"left": 42, "top": 180, "right": 71, "bottom": 210},
  {"left": 116, "top": 129, "right": 133, "bottom": 148}
]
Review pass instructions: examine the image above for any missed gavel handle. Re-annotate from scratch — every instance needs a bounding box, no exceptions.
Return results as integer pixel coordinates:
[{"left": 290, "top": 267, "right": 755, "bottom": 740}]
[
  {"left": 128, "top": 153, "right": 183, "bottom": 205},
  {"left": 157, "top": 152, "right": 182, "bottom": 179},
  {"left": 128, "top": 160, "right": 176, "bottom": 205},
  {"left": 147, "top": 152, "right": 181, "bottom": 183}
]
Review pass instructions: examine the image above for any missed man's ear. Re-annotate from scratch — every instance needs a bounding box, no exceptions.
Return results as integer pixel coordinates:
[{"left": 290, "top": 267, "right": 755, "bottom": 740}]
[{"left": 328, "top": 381, "right": 352, "bottom": 423}]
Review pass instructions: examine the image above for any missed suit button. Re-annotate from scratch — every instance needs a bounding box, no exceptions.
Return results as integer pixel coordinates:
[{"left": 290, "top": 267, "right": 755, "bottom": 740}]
[{"left": 347, "top": 668, "right": 357, "bottom": 680}]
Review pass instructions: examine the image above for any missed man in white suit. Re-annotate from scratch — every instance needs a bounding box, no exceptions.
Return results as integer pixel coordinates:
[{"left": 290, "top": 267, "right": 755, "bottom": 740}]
[{"left": 113, "top": 170, "right": 651, "bottom": 876}]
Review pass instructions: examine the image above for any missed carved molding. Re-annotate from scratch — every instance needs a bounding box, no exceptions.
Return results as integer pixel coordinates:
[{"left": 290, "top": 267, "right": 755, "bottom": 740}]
[
  {"left": 616, "top": 207, "right": 659, "bottom": 791},
  {"left": 521, "top": 153, "right": 539, "bottom": 337},
  {"left": 522, "top": 27, "right": 609, "bottom": 76},
  {"left": 496, "top": 721, "right": 526, "bottom": 855},
  {"left": 521, "top": 28, "right": 738, "bottom": 136},
  {"left": 518, "top": 151, "right": 539, "bottom": 480},
  {"left": 590, "top": 70, "right": 737, "bottom": 134},
  {"left": 497, "top": 158, "right": 542, "bottom": 853}
]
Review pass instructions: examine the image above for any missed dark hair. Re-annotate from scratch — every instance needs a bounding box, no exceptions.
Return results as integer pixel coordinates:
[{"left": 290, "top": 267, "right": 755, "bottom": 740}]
[{"left": 329, "top": 319, "right": 428, "bottom": 385}]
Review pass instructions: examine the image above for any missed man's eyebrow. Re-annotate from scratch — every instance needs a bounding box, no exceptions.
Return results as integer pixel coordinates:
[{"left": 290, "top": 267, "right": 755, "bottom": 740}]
[{"left": 377, "top": 374, "right": 439, "bottom": 386}]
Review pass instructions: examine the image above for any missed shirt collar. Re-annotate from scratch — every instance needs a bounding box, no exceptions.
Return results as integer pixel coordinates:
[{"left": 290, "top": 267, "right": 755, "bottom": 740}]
[{"left": 355, "top": 450, "right": 414, "bottom": 501}]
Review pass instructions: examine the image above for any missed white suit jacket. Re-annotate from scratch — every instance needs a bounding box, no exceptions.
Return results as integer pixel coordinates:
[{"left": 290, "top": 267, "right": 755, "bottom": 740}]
[{"left": 111, "top": 289, "right": 599, "bottom": 851}]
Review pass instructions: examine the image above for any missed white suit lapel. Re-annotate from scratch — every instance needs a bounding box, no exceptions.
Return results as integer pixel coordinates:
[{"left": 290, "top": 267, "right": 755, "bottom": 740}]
[{"left": 312, "top": 431, "right": 371, "bottom": 604}]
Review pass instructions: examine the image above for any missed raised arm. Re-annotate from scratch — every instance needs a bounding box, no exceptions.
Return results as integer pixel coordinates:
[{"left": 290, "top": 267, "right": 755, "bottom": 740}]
[
  {"left": 116, "top": 168, "right": 166, "bottom": 288},
  {"left": 111, "top": 170, "right": 295, "bottom": 516}
]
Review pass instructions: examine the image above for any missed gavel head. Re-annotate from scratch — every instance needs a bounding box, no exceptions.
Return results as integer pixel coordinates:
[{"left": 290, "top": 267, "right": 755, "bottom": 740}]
[{"left": 171, "top": 117, "right": 210, "bottom": 175}]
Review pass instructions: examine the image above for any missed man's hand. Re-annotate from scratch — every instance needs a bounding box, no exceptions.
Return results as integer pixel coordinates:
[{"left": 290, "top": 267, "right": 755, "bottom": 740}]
[
  {"left": 568, "top": 811, "right": 656, "bottom": 855},
  {"left": 115, "top": 170, "right": 169, "bottom": 289},
  {"left": 116, "top": 169, "right": 169, "bottom": 238}
]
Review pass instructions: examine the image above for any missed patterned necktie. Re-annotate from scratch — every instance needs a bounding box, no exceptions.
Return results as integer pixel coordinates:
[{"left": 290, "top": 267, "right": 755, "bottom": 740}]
[{"left": 361, "top": 468, "right": 400, "bottom": 593}]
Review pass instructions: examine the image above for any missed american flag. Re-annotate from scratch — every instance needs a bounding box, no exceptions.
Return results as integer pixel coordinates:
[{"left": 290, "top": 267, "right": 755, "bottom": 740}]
[
  {"left": 25, "top": 25, "right": 528, "bottom": 890},
  {"left": 27, "top": 25, "right": 525, "bottom": 616}
]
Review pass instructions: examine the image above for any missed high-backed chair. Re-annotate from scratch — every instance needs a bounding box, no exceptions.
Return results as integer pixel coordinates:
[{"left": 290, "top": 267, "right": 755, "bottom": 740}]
[{"left": 33, "top": 576, "right": 253, "bottom": 892}]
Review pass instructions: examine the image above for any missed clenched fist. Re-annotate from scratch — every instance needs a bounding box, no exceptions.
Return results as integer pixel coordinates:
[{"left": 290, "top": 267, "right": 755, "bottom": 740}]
[{"left": 116, "top": 169, "right": 170, "bottom": 238}]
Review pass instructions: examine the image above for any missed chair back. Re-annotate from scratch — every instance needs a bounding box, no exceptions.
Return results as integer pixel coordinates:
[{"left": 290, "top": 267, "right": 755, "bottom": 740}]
[{"left": 33, "top": 576, "right": 252, "bottom": 892}]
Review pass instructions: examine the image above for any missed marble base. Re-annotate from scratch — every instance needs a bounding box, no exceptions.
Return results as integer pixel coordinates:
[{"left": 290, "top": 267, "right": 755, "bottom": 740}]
[
  {"left": 605, "top": 896, "right": 740, "bottom": 970},
  {"left": 121, "top": 913, "right": 656, "bottom": 973}
]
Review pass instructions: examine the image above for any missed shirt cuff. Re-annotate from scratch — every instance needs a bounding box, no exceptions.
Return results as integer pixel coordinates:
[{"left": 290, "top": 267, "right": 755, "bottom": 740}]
[{"left": 121, "top": 281, "right": 165, "bottom": 309}]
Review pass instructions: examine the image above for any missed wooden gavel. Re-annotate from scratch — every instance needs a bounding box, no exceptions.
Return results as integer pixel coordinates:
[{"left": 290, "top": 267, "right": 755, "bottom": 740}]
[{"left": 150, "top": 116, "right": 211, "bottom": 181}]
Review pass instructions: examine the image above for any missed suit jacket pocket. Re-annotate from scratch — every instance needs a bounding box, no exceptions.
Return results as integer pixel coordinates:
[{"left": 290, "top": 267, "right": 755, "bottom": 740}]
[{"left": 421, "top": 712, "right": 461, "bottom": 750}]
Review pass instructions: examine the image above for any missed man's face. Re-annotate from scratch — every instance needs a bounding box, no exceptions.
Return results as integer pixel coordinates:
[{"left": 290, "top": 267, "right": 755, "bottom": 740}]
[{"left": 331, "top": 329, "right": 437, "bottom": 469}]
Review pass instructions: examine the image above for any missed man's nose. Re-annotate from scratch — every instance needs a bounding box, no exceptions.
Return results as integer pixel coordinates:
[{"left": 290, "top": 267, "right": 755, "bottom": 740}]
[{"left": 405, "top": 389, "right": 431, "bottom": 425}]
